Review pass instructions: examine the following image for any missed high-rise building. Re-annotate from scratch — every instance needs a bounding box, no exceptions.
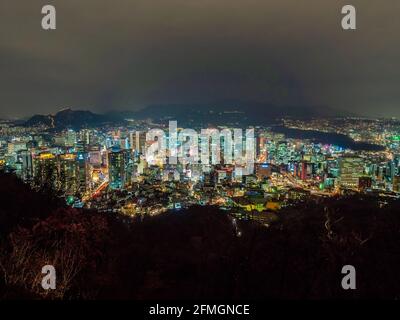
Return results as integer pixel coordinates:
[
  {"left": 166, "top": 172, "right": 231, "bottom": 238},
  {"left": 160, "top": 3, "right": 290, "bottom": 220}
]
[
  {"left": 76, "top": 152, "right": 87, "bottom": 195},
  {"left": 79, "top": 129, "right": 91, "bottom": 145},
  {"left": 18, "top": 150, "right": 33, "bottom": 182},
  {"left": 33, "top": 152, "right": 59, "bottom": 190},
  {"left": 298, "top": 161, "right": 312, "bottom": 180},
  {"left": 256, "top": 135, "right": 267, "bottom": 162},
  {"left": 59, "top": 154, "right": 79, "bottom": 196},
  {"left": 108, "top": 147, "right": 129, "bottom": 190},
  {"left": 129, "top": 131, "right": 135, "bottom": 151},
  {"left": 339, "top": 156, "right": 364, "bottom": 189},
  {"left": 134, "top": 131, "right": 147, "bottom": 155},
  {"left": 66, "top": 130, "right": 77, "bottom": 147}
]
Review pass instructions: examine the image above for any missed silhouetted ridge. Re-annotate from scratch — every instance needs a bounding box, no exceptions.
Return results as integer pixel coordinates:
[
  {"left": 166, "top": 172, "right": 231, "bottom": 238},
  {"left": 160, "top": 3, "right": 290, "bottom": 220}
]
[{"left": 0, "top": 174, "right": 399, "bottom": 299}]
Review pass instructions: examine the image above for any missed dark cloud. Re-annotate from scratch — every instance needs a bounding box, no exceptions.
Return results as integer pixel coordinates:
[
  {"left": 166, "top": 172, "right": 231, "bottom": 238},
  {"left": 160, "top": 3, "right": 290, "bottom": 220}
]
[{"left": 1, "top": 0, "right": 400, "bottom": 118}]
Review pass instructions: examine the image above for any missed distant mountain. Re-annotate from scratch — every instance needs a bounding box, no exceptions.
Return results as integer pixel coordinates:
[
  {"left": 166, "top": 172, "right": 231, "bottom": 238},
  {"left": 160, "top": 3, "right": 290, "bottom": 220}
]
[
  {"left": 24, "top": 102, "right": 355, "bottom": 130},
  {"left": 118, "top": 101, "right": 355, "bottom": 127},
  {"left": 25, "top": 108, "right": 125, "bottom": 130}
]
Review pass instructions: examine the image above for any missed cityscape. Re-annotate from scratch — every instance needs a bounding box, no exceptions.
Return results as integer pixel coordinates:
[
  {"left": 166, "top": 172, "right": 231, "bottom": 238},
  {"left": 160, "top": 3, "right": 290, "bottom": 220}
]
[
  {"left": 1, "top": 111, "right": 400, "bottom": 221},
  {"left": 1, "top": 0, "right": 400, "bottom": 303}
]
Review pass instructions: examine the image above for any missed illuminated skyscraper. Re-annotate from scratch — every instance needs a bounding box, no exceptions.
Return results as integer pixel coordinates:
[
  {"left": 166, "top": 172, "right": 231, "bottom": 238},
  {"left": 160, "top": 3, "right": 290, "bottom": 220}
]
[
  {"left": 33, "top": 152, "right": 59, "bottom": 190},
  {"left": 59, "top": 154, "right": 79, "bottom": 195},
  {"left": 298, "top": 161, "right": 312, "bottom": 180},
  {"left": 339, "top": 156, "right": 364, "bottom": 189},
  {"left": 108, "top": 147, "right": 129, "bottom": 190},
  {"left": 135, "top": 131, "right": 147, "bottom": 155},
  {"left": 76, "top": 152, "right": 88, "bottom": 195},
  {"left": 18, "top": 150, "right": 33, "bottom": 182},
  {"left": 66, "top": 130, "right": 77, "bottom": 147}
]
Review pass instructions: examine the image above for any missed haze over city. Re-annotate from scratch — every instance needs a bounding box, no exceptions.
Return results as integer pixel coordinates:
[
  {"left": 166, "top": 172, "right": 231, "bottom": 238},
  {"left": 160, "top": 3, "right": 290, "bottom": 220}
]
[{"left": 1, "top": 0, "right": 400, "bottom": 304}]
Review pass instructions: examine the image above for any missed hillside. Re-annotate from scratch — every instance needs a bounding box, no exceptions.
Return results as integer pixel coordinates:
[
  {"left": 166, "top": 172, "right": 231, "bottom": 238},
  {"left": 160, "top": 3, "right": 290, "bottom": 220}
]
[
  {"left": 24, "top": 108, "right": 125, "bottom": 130},
  {"left": 0, "top": 173, "right": 399, "bottom": 299}
]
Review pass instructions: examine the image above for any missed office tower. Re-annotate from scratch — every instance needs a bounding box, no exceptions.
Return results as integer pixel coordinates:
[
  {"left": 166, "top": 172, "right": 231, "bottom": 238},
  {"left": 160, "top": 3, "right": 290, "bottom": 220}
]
[
  {"left": 66, "top": 130, "right": 77, "bottom": 147},
  {"left": 135, "top": 131, "right": 147, "bottom": 155},
  {"left": 129, "top": 131, "right": 135, "bottom": 151},
  {"left": 299, "top": 161, "right": 312, "bottom": 180},
  {"left": 59, "top": 154, "right": 79, "bottom": 196},
  {"left": 33, "top": 152, "right": 59, "bottom": 190},
  {"left": 18, "top": 150, "right": 33, "bottom": 182},
  {"left": 388, "top": 160, "right": 397, "bottom": 182},
  {"left": 108, "top": 147, "right": 129, "bottom": 190},
  {"left": 75, "top": 140, "right": 86, "bottom": 153},
  {"left": 79, "top": 129, "right": 91, "bottom": 145},
  {"left": 277, "top": 141, "right": 288, "bottom": 164},
  {"left": 256, "top": 135, "right": 267, "bottom": 163},
  {"left": 339, "top": 156, "right": 364, "bottom": 189},
  {"left": 76, "top": 152, "right": 87, "bottom": 195}
]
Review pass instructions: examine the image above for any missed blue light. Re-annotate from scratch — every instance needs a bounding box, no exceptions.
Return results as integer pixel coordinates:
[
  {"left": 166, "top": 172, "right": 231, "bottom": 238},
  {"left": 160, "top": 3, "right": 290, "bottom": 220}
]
[{"left": 174, "top": 203, "right": 182, "bottom": 209}]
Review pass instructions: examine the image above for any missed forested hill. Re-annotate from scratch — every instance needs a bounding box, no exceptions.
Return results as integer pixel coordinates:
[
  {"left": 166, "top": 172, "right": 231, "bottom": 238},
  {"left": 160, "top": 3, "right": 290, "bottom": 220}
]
[{"left": 0, "top": 173, "right": 399, "bottom": 299}]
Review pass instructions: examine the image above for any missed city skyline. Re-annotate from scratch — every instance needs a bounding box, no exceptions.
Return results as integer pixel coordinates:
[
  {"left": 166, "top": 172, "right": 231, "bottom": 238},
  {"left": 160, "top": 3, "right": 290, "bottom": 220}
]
[{"left": 2, "top": 0, "right": 400, "bottom": 302}]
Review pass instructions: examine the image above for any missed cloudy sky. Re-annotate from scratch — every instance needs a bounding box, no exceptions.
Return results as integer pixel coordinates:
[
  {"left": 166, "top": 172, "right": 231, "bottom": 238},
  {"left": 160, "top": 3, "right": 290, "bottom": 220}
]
[{"left": 1, "top": 0, "right": 400, "bottom": 118}]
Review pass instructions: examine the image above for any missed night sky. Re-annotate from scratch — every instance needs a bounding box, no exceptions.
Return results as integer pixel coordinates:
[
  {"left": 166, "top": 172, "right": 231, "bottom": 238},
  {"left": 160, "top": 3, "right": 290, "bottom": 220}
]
[{"left": 1, "top": 0, "right": 400, "bottom": 118}]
